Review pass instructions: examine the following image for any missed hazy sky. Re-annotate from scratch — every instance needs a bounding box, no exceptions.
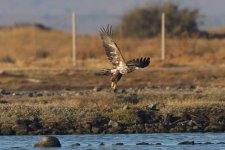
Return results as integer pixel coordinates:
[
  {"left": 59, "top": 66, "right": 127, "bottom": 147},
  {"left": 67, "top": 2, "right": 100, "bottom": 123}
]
[
  {"left": 1, "top": 0, "right": 225, "bottom": 15},
  {"left": 0, "top": 0, "right": 225, "bottom": 33}
]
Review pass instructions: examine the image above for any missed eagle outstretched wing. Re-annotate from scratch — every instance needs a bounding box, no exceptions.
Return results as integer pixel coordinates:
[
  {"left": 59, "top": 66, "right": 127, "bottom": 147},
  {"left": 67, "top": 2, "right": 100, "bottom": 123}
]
[
  {"left": 126, "top": 57, "right": 150, "bottom": 68},
  {"left": 100, "top": 25, "right": 126, "bottom": 66}
]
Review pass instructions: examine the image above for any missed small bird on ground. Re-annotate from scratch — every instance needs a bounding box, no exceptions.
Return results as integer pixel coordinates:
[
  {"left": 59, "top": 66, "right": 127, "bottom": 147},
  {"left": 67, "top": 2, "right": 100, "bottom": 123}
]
[{"left": 96, "top": 25, "right": 150, "bottom": 91}]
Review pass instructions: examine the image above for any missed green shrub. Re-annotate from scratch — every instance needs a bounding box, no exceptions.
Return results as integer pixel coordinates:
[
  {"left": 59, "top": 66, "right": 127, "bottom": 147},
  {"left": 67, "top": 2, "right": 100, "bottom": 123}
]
[{"left": 117, "top": 2, "right": 199, "bottom": 38}]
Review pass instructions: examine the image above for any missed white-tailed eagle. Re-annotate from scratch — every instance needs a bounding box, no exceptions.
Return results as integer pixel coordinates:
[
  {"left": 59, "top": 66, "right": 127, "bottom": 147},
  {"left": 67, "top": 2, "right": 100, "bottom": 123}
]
[{"left": 96, "top": 25, "right": 150, "bottom": 90}]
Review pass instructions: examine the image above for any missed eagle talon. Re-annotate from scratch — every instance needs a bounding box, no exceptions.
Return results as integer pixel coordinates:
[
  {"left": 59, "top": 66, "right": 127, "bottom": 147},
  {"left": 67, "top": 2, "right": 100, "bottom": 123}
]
[{"left": 111, "top": 82, "right": 117, "bottom": 90}]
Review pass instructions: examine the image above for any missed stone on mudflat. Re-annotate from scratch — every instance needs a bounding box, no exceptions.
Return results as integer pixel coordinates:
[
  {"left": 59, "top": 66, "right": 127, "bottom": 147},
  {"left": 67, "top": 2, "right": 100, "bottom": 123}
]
[
  {"left": 93, "top": 86, "right": 102, "bottom": 92},
  {"left": 0, "top": 89, "right": 11, "bottom": 95}
]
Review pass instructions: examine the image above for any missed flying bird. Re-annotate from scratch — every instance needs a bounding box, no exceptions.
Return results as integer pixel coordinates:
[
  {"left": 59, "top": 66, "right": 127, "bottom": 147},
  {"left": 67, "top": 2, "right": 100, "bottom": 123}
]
[{"left": 96, "top": 25, "right": 150, "bottom": 90}]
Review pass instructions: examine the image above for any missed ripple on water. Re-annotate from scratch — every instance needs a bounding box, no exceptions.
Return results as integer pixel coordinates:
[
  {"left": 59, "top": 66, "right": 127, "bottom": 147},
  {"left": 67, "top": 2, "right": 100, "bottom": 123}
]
[{"left": 0, "top": 133, "right": 225, "bottom": 150}]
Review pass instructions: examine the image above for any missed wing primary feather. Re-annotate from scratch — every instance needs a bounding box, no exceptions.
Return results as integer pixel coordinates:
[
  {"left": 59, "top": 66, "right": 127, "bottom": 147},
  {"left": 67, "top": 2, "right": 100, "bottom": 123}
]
[
  {"left": 99, "top": 25, "right": 126, "bottom": 66},
  {"left": 126, "top": 57, "right": 150, "bottom": 68}
]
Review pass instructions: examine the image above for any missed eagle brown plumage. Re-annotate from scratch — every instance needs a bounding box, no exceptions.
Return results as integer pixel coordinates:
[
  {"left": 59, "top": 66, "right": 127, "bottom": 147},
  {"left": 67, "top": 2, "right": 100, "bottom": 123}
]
[{"left": 96, "top": 25, "right": 150, "bottom": 90}]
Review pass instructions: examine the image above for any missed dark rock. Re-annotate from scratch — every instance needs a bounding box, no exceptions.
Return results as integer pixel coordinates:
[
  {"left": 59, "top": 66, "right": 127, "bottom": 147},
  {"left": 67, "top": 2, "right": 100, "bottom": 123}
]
[
  {"left": 28, "top": 122, "right": 42, "bottom": 131},
  {"left": 108, "top": 120, "right": 119, "bottom": 127},
  {"left": 187, "top": 120, "right": 196, "bottom": 126},
  {"left": 99, "top": 142, "right": 105, "bottom": 146},
  {"left": 36, "top": 92, "right": 43, "bottom": 97},
  {"left": 146, "top": 103, "right": 160, "bottom": 111},
  {"left": 0, "top": 100, "right": 8, "bottom": 104},
  {"left": 165, "top": 114, "right": 182, "bottom": 126},
  {"left": 1, "top": 126, "right": 14, "bottom": 135},
  {"left": 1, "top": 89, "right": 11, "bottom": 95},
  {"left": 28, "top": 93, "right": 34, "bottom": 97},
  {"left": 217, "top": 142, "right": 225, "bottom": 144},
  {"left": 113, "top": 143, "right": 124, "bottom": 145},
  {"left": 157, "top": 123, "right": 169, "bottom": 133},
  {"left": 204, "top": 142, "right": 214, "bottom": 144},
  {"left": 114, "top": 88, "right": 126, "bottom": 93},
  {"left": 195, "top": 142, "right": 203, "bottom": 144},
  {"left": 178, "top": 141, "right": 195, "bottom": 145},
  {"left": 136, "top": 110, "right": 157, "bottom": 124},
  {"left": 12, "top": 92, "right": 20, "bottom": 96},
  {"left": 93, "top": 86, "right": 102, "bottom": 92},
  {"left": 16, "top": 119, "right": 32, "bottom": 126},
  {"left": 217, "top": 116, "right": 225, "bottom": 125},
  {"left": 92, "top": 116, "right": 109, "bottom": 127},
  {"left": 71, "top": 143, "right": 81, "bottom": 146},
  {"left": 136, "top": 142, "right": 149, "bottom": 145},
  {"left": 155, "top": 143, "right": 162, "bottom": 145},
  {"left": 34, "top": 136, "right": 61, "bottom": 147},
  {"left": 192, "top": 126, "right": 200, "bottom": 132}
]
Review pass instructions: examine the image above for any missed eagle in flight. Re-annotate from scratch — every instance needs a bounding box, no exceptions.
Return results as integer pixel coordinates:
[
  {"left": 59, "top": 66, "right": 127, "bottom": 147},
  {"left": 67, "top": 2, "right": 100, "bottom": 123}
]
[{"left": 96, "top": 25, "right": 150, "bottom": 90}]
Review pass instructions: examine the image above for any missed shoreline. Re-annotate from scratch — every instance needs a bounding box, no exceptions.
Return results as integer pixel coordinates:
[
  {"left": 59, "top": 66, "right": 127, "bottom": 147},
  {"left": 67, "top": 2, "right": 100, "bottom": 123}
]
[{"left": 1, "top": 107, "right": 225, "bottom": 135}]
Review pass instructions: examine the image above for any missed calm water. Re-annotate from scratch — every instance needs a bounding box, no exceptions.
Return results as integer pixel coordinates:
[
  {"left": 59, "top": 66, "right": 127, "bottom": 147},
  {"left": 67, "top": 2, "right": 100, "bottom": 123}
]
[{"left": 1, "top": 133, "right": 225, "bottom": 150}]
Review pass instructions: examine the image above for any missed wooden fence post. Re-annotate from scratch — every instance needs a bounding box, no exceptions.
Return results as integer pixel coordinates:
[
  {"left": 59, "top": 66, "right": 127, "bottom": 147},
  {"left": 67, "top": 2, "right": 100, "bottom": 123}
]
[
  {"left": 161, "top": 12, "right": 165, "bottom": 61},
  {"left": 72, "top": 12, "right": 76, "bottom": 66}
]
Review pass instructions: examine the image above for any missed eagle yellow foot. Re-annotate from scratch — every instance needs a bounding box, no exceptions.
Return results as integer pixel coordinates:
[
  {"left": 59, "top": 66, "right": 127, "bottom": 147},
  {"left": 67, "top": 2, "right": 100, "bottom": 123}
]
[{"left": 111, "top": 82, "right": 117, "bottom": 91}]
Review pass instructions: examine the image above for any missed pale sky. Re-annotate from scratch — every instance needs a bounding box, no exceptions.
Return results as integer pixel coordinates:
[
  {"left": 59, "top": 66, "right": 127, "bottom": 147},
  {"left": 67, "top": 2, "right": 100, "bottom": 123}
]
[{"left": 0, "top": 0, "right": 225, "bottom": 33}]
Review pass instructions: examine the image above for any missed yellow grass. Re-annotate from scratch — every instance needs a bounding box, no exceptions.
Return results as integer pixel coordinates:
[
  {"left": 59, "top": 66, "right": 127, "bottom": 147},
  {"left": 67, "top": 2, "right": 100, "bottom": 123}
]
[{"left": 0, "top": 25, "right": 224, "bottom": 69}]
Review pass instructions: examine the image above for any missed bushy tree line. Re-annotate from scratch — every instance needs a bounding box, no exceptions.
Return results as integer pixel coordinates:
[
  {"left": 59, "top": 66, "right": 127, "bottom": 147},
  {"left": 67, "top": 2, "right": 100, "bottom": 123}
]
[{"left": 116, "top": 3, "right": 200, "bottom": 38}]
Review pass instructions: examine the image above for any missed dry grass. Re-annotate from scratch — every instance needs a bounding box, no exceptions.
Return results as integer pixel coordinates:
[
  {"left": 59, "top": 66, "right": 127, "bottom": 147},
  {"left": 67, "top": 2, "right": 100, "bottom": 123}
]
[
  {"left": 0, "top": 25, "right": 224, "bottom": 69},
  {"left": 0, "top": 83, "right": 224, "bottom": 128}
]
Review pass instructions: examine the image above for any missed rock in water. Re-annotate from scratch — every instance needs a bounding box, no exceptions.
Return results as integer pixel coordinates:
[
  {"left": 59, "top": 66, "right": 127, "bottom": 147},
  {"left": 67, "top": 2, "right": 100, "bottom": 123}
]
[
  {"left": 178, "top": 141, "right": 195, "bottom": 145},
  {"left": 34, "top": 136, "right": 61, "bottom": 147}
]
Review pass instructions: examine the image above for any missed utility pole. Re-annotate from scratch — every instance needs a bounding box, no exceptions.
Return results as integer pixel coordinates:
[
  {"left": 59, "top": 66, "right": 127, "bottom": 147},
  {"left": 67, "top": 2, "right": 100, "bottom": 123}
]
[{"left": 161, "top": 12, "right": 165, "bottom": 61}]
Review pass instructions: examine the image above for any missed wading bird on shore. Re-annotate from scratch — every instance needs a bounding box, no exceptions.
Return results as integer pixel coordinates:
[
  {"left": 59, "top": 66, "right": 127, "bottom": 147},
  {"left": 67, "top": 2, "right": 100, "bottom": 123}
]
[{"left": 96, "top": 25, "right": 150, "bottom": 91}]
